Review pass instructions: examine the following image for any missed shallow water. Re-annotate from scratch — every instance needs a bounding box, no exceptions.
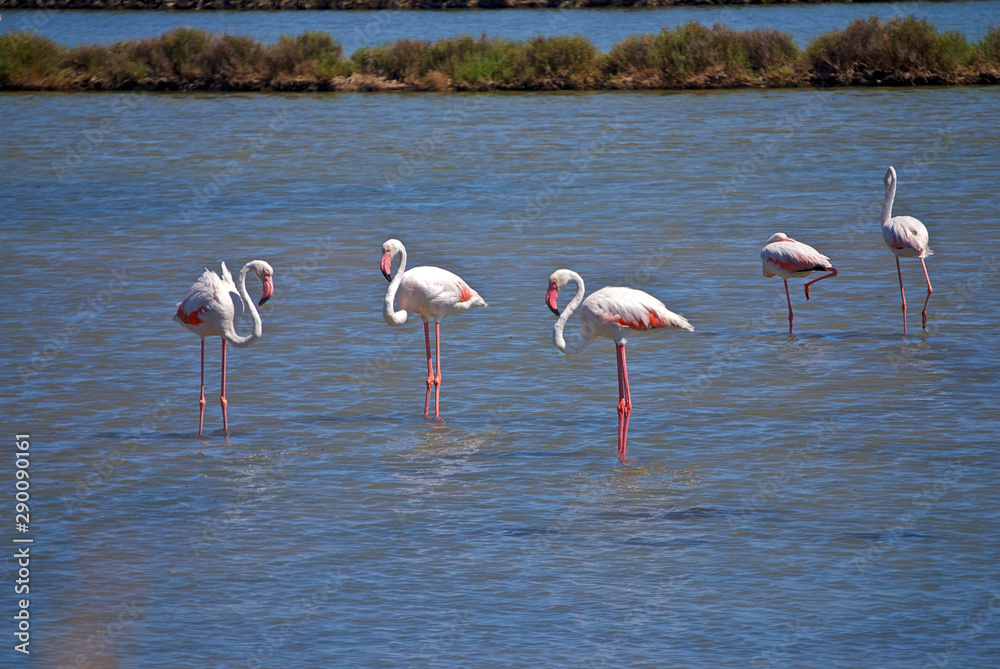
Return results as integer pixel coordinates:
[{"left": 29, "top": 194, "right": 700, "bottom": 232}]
[
  {"left": 2, "top": 0, "right": 998, "bottom": 51},
  {"left": 3, "top": 87, "right": 1000, "bottom": 666}
]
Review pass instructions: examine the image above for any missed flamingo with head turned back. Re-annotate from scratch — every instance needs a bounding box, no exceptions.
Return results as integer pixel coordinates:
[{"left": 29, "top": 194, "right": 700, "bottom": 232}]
[
  {"left": 882, "top": 166, "right": 933, "bottom": 334},
  {"left": 174, "top": 260, "right": 274, "bottom": 435},
  {"left": 381, "top": 239, "right": 487, "bottom": 420},
  {"left": 760, "top": 233, "right": 838, "bottom": 334},
  {"left": 545, "top": 269, "right": 693, "bottom": 460}
]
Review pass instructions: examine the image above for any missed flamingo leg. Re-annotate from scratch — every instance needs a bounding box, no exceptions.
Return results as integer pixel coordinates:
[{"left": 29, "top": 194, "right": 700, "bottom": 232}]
[
  {"left": 616, "top": 343, "right": 625, "bottom": 453},
  {"left": 220, "top": 339, "right": 229, "bottom": 433},
  {"left": 804, "top": 268, "right": 838, "bottom": 301},
  {"left": 896, "top": 257, "right": 908, "bottom": 335},
  {"left": 616, "top": 343, "right": 632, "bottom": 459},
  {"left": 423, "top": 321, "right": 434, "bottom": 418},
  {"left": 783, "top": 279, "right": 794, "bottom": 334},
  {"left": 198, "top": 339, "right": 206, "bottom": 436},
  {"left": 920, "top": 258, "right": 933, "bottom": 329},
  {"left": 434, "top": 321, "right": 442, "bottom": 420}
]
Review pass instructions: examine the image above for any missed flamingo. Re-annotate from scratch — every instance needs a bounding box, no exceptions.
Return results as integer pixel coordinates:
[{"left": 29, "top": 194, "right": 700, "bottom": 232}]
[
  {"left": 760, "top": 233, "right": 838, "bottom": 334},
  {"left": 545, "top": 269, "right": 693, "bottom": 459},
  {"left": 381, "top": 239, "right": 487, "bottom": 419},
  {"left": 882, "top": 166, "right": 933, "bottom": 334},
  {"left": 174, "top": 260, "right": 274, "bottom": 435}
]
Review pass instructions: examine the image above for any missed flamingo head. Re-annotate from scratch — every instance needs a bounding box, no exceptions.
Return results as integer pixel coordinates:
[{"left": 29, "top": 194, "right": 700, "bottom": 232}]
[
  {"left": 249, "top": 260, "right": 274, "bottom": 306},
  {"left": 764, "top": 233, "right": 792, "bottom": 245},
  {"left": 546, "top": 269, "right": 575, "bottom": 316},
  {"left": 381, "top": 239, "right": 404, "bottom": 282},
  {"left": 884, "top": 165, "right": 896, "bottom": 193}
]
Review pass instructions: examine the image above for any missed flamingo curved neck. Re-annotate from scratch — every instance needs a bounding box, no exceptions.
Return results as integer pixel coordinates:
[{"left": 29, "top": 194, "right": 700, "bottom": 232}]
[
  {"left": 227, "top": 264, "right": 263, "bottom": 347},
  {"left": 553, "top": 271, "right": 592, "bottom": 354},
  {"left": 882, "top": 178, "right": 896, "bottom": 225},
  {"left": 383, "top": 246, "right": 410, "bottom": 326}
]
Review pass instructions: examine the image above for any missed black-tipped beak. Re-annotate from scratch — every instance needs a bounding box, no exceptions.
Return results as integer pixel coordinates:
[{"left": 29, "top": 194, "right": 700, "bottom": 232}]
[
  {"left": 258, "top": 296, "right": 270, "bottom": 306},
  {"left": 548, "top": 305, "right": 560, "bottom": 317},
  {"left": 382, "top": 269, "right": 392, "bottom": 282}
]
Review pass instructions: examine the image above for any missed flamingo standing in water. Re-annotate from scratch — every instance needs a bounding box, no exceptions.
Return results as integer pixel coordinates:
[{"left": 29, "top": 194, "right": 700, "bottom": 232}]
[
  {"left": 882, "top": 166, "right": 933, "bottom": 334},
  {"left": 545, "top": 269, "right": 693, "bottom": 459},
  {"left": 174, "top": 260, "right": 274, "bottom": 435},
  {"left": 381, "top": 239, "right": 487, "bottom": 419},
  {"left": 760, "top": 233, "right": 838, "bottom": 334}
]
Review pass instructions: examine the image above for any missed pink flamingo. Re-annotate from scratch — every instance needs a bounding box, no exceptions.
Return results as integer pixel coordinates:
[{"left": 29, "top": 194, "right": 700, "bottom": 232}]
[
  {"left": 760, "top": 233, "right": 838, "bottom": 334},
  {"left": 882, "top": 166, "right": 933, "bottom": 334},
  {"left": 381, "top": 239, "right": 487, "bottom": 419},
  {"left": 174, "top": 260, "right": 274, "bottom": 435},
  {"left": 545, "top": 269, "right": 693, "bottom": 459}
]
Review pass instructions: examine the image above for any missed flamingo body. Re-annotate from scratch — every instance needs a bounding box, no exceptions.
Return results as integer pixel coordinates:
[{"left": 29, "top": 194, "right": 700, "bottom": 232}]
[
  {"left": 391, "top": 265, "right": 484, "bottom": 324},
  {"left": 882, "top": 166, "right": 933, "bottom": 333},
  {"left": 760, "top": 233, "right": 838, "bottom": 334},
  {"left": 174, "top": 263, "right": 244, "bottom": 340},
  {"left": 883, "top": 215, "right": 932, "bottom": 259},
  {"left": 575, "top": 286, "right": 693, "bottom": 345},
  {"left": 546, "top": 269, "right": 692, "bottom": 459},
  {"left": 381, "top": 239, "right": 486, "bottom": 419},
  {"left": 175, "top": 260, "right": 274, "bottom": 435}
]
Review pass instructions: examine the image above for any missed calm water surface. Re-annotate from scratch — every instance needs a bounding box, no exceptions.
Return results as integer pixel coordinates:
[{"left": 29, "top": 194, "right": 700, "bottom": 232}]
[
  {"left": 3, "top": 87, "right": 1000, "bottom": 666},
  {"left": 2, "top": 0, "right": 999, "bottom": 49}
]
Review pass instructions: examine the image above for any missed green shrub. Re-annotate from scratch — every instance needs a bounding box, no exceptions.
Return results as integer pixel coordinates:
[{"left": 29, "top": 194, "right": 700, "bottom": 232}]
[
  {"left": 806, "top": 16, "right": 973, "bottom": 77},
  {"left": 59, "top": 43, "right": 147, "bottom": 86},
  {"left": 975, "top": 26, "right": 1000, "bottom": 66},
  {"left": 268, "top": 32, "right": 351, "bottom": 79},
  {"left": 526, "top": 35, "right": 600, "bottom": 85},
  {"left": 352, "top": 39, "right": 429, "bottom": 81},
  {"left": 604, "top": 23, "right": 798, "bottom": 83},
  {"left": 426, "top": 36, "right": 526, "bottom": 85},
  {"left": 0, "top": 31, "right": 65, "bottom": 87}
]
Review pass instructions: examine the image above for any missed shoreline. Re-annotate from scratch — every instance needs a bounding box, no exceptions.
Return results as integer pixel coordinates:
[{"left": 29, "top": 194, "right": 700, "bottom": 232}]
[{"left": 2, "top": 17, "right": 998, "bottom": 91}]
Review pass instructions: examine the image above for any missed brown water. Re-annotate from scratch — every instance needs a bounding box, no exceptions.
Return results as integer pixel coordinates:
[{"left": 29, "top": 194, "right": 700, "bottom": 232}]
[{"left": 3, "top": 87, "right": 999, "bottom": 666}]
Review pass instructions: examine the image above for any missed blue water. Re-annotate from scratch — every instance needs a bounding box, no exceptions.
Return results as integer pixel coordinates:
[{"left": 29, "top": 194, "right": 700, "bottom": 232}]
[
  {"left": 1, "top": 0, "right": 998, "bottom": 51},
  {"left": 3, "top": 85, "right": 1000, "bottom": 666}
]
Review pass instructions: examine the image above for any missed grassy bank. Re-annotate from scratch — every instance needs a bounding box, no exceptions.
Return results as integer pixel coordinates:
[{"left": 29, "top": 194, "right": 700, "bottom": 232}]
[{"left": 1, "top": 18, "right": 998, "bottom": 91}]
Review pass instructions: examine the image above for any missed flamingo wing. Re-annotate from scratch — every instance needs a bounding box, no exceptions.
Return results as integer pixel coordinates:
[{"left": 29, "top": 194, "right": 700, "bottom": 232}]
[
  {"left": 586, "top": 287, "right": 693, "bottom": 332},
  {"left": 883, "top": 215, "right": 932, "bottom": 258},
  {"left": 761, "top": 239, "right": 832, "bottom": 277},
  {"left": 399, "top": 266, "right": 487, "bottom": 318},
  {"left": 175, "top": 267, "right": 235, "bottom": 333}
]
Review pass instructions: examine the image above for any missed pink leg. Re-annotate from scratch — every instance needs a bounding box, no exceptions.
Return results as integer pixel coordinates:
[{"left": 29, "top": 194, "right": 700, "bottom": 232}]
[
  {"left": 433, "top": 322, "right": 442, "bottom": 420},
  {"left": 783, "top": 279, "right": 794, "bottom": 334},
  {"left": 198, "top": 339, "right": 206, "bottom": 435},
  {"left": 423, "top": 321, "right": 433, "bottom": 418},
  {"left": 618, "top": 344, "right": 632, "bottom": 460},
  {"left": 804, "top": 268, "right": 838, "bottom": 301},
  {"left": 896, "top": 256, "right": 906, "bottom": 334},
  {"left": 896, "top": 257, "right": 908, "bottom": 335},
  {"left": 616, "top": 343, "right": 625, "bottom": 454},
  {"left": 920, "top": 258, "right": 933, "bottom": 329},
  {"left": 220, "top": 339, "right": 229, "bottom": 433}
]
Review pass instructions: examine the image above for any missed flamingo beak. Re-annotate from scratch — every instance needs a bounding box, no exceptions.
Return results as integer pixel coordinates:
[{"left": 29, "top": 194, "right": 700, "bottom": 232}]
[
  {"left": 380, "top": 250, "right": 393, "bottom": 282},
  {"left": 545, "top": 281, "right": 560, "bottom": 316},
  {"left": 258, "top": 275, "right": 273, "bottom": 306}
]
